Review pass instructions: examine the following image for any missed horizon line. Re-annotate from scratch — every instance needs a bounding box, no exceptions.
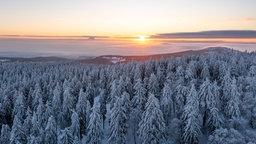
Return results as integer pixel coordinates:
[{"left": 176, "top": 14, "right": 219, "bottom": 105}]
[{"left": 1, "top": 30, "right": 256, "bottom": 38}]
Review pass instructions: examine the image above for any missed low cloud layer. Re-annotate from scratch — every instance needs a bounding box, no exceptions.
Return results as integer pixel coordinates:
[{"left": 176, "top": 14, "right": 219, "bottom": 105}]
[
  {"left": 0, "top": 38, "right": 255, "bottom": 58},
  {"left": 152, "top": 30, "right": 256, "bottom": 38},
  {"left": 245, "top": 17, "right": 256, "bottom": 21}
]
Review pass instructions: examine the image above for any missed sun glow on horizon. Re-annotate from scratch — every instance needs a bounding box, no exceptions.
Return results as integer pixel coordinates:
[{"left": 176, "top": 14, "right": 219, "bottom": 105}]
[
  {"left": 139, "top": 36, "right": 146, "bottom": 41},
  {"left": 137, "top": 36, "right": 150, "bottom": 43}
]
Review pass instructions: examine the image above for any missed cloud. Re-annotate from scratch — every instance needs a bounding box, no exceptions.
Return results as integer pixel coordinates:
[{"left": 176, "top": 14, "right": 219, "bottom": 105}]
[
  {"left": 151, "top": 30, "right": 256, "bottom": 39},
  {"left": 227, "top": 17, "right": 256, "bottom": 22},
  {"left": 245, "top": 17, "right": 256, "bottom": 21}
]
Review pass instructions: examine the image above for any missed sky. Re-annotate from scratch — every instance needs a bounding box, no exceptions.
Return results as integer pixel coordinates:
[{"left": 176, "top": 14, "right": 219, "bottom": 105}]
[{"left": 1, "top": 0, "right": 256, "bottom": 36}]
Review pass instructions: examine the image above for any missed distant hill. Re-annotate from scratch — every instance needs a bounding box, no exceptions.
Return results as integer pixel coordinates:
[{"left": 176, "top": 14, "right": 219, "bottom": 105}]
[
  {"left": 0, "top": 56, "right": 71, "bottom": 63},
  {"left": 76, "top": 47, "right": 234, "bottom": 64},
  {"left": 0, "top": 47, "right": 235, "bottom": 64}
]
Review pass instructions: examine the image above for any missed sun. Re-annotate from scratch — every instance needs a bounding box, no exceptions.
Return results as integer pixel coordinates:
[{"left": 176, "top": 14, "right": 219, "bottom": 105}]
[
  {"left": 137, "top": 36, "right": 150, "bottom": 42},
  {"left": 134, "top": 35, "right": 150, "bottom": 44},
  {"left": 139, "top": 36, "right": 146, "bottom": 42}
]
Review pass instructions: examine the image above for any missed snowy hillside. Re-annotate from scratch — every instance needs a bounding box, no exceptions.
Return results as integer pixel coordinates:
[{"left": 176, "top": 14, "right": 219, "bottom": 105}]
[
  {"left": 0, "top": 47, "right": 232, "bottom": 64},
  {"left": 0, "top": 49, "right": 256, "bottom": 144},
  {"left": 102, "top": 56, "right": 126, "bottom": 64}
]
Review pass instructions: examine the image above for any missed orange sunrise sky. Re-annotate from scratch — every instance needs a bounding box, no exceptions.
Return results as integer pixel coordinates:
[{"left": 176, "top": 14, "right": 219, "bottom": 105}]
[{"left": 0, "top": 0, "right": 256, "bottom": 36}]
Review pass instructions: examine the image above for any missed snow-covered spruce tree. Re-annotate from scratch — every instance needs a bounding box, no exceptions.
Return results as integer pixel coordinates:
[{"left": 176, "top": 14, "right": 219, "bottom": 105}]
[
  {"left": 44, "top": 101, "right": 53, "bottom": 127},
  {"left": 45, "top": 116, "right": 57, "bottom": 144},
  {"left": 143, "top": 77, "right": 149, "bottom": 94},
  {"left": 156, "top": 65, "right": 166, "bottom": 89},
  {"left": 52, "top": 83, "right": 62, "bottom": 126},
  {"left": 32, "top": 83, "right": 43, "bottom": 111},
  {"left": 160, "top": 82, "right": 173, "bottom": 123},
  {"left": 252, "top": 106, "right": 256, "bottom": 129},
  {"left": 211, "top": 81, "right": 220, "bottom": 109},
  {"left": 28, "top": 136, "right": 40, "bottom": 144},
  {"left": 12, "top": 91, "right": 26, "bottom": 121},
  {"left": 73, "top": 136, "right": 80, "bottom": 144},
  {"left": 58, "top": 128, "right": 73, "bottom": 144},
  {"left": 36, "top": 98, "right": 45, "bottom": 128},
  {"left": 126, "top": 76, "right": 134, "bottom": 95},
  {"left": 248, "top": 65, "right": 256, "bottom": 77},
  {"left": 147, "top": 73, "right": 160, "bottom": 98},
  {"left": 175, "top": 84, "right": 188, "bottom": 117},
  {"left": 185, "top": 67, "right": 194, "bottom": 82},
  {"left": 0, "top": 124, "right": 10, "bottom": 144},
  {"left": 0, "top": 92, "right": 12, "bottom": 124},
  {"left": 208, "top": 128, "right": 246, "bottom": 144},
  {"left": 168, "top": 118, "right": 182, "bottom": 143},
  {"left": 69, "top": 110, "right": 80, "bottom": 139},
  {"left": 86, "top": 103, "right": 103, "bottom": 144},
  {"left": 86, "top": 82, "right": 95, "bottom": 106},
  {"left": 199, "top": 78, "right": 212, "bottom": 111},
  {"left": 230, "top": 55, "right": 240, "bottom": 77},
  {"left": 62, "top": 79, "right": 70, "bottom": 92},
  {"left": 23, "top": 107, "right": 32, "bottom": 137},
  {"left": 61, "top": 87, "right": 75, "bottom": 128},
  {"left": 110, "top": 79, "right": 121, "bottom": 108},
  {"left": 145, "top": 59, "right": 155, "bottom": 78},
  {"left": 99, "top": 89, "right": 107, "bottom": 123},
  {"left": 76, "top": 88, "right": 88, "bottom": 135},
  {"left": 99, "top": 69, "right": 108, "bottom": 90},
  {"left": 134, "top": 63, "right": 143, "bottom": 80},
  {"left": 241, "top": 93, "right": 256, "bottom": 129},
  {"left": 70, "top": 76, "right": 82, "bottom": 99},
  {"left": 131, "top": 78, "right": 146, "bottom": 143},
  {"left": 226, "top": 78, "right": 240, "bottom": 119},
  {"left": 10, "top": 115, "right": 27, "bottom": 144},
  {"left": 0, "top": 101, "right": 3, "bottom": 124},
  {"left": 118, "top": 76, "right": 126, "bottom": 93},
  {"left": 207, "top": 107, "right": 223, "bottom": 131},
  {"left": 175, "top": 66, "right": 185, "bottom": 79},
  {"left": 217, "top": 61, "right": 227, "bottom": 79},
  {"left": 121, "top": 92, "right": 131, "bottom": 114},
  {"left": 198, "top": 78, "right": 213, "bottom": 127},
  {"left": 182, "top": 84, "right": 201, "bottom": 144},
  {"left": 132, "top": 78, "right": 146, "bottom": 111},
  {"left": 85, "top": 99, "right": 92, "bottom": 132},
  {"left": 221, "top": 69, "right": 232, "bottom": 102},
  {"left": 166, "top": 70, "right": 175, "bottom": 87},
  {"left": 206, "top": 81, "right": 223, "bottom": 131},
  {"left": 108, "top": 96, "right": 128, "bottom": 144},
  {"left": 138, "top": 93, "right": 167, "bottom": 144},
  {"left": 246, "top": 70, "right": 256, "bottom": 97},
  {"left": 243, "top": 129, "right": 256, "bottom": 143},
  {"left": 30, "top": 111, "right": 41, "bottom": 139},
  {"left": 200, "top": 62, "right": 210, "bottom": 80}
]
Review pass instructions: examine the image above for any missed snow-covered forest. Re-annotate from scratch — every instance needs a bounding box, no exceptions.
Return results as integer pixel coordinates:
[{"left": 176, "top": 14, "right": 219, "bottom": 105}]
[{"left": 1, "top": 49, "right": 256, "bottom": 144}]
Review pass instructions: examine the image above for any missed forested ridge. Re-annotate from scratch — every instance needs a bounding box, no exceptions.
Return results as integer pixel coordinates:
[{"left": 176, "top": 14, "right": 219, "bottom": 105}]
[{"left": 0, "top": 49, "right": 256, "bottom": 144}]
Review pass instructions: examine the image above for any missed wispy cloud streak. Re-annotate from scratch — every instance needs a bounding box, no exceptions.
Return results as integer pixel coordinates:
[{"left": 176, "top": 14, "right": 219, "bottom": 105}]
[{"left": 151, "top": 30, "right": 256, "bottom": 39}]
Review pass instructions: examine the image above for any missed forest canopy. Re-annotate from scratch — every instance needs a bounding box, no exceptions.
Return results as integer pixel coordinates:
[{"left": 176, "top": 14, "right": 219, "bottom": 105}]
[{"left": 0, "top": 49, "right": 256, "bottom": 144}]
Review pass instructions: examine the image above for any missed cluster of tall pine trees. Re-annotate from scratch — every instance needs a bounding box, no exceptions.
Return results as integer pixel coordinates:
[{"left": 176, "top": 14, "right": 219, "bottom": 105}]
[{"left": 0, "top": 49, "right": 256, "bottom": 144}]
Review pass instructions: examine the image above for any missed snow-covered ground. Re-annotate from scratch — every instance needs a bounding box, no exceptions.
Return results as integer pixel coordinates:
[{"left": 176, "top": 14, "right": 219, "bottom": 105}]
[
  {"left": 102, "top": 56, "right": 126, "bottom": 64},
  {"left": 0, "top": 59, "right": 9, "bottom": 62}
]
